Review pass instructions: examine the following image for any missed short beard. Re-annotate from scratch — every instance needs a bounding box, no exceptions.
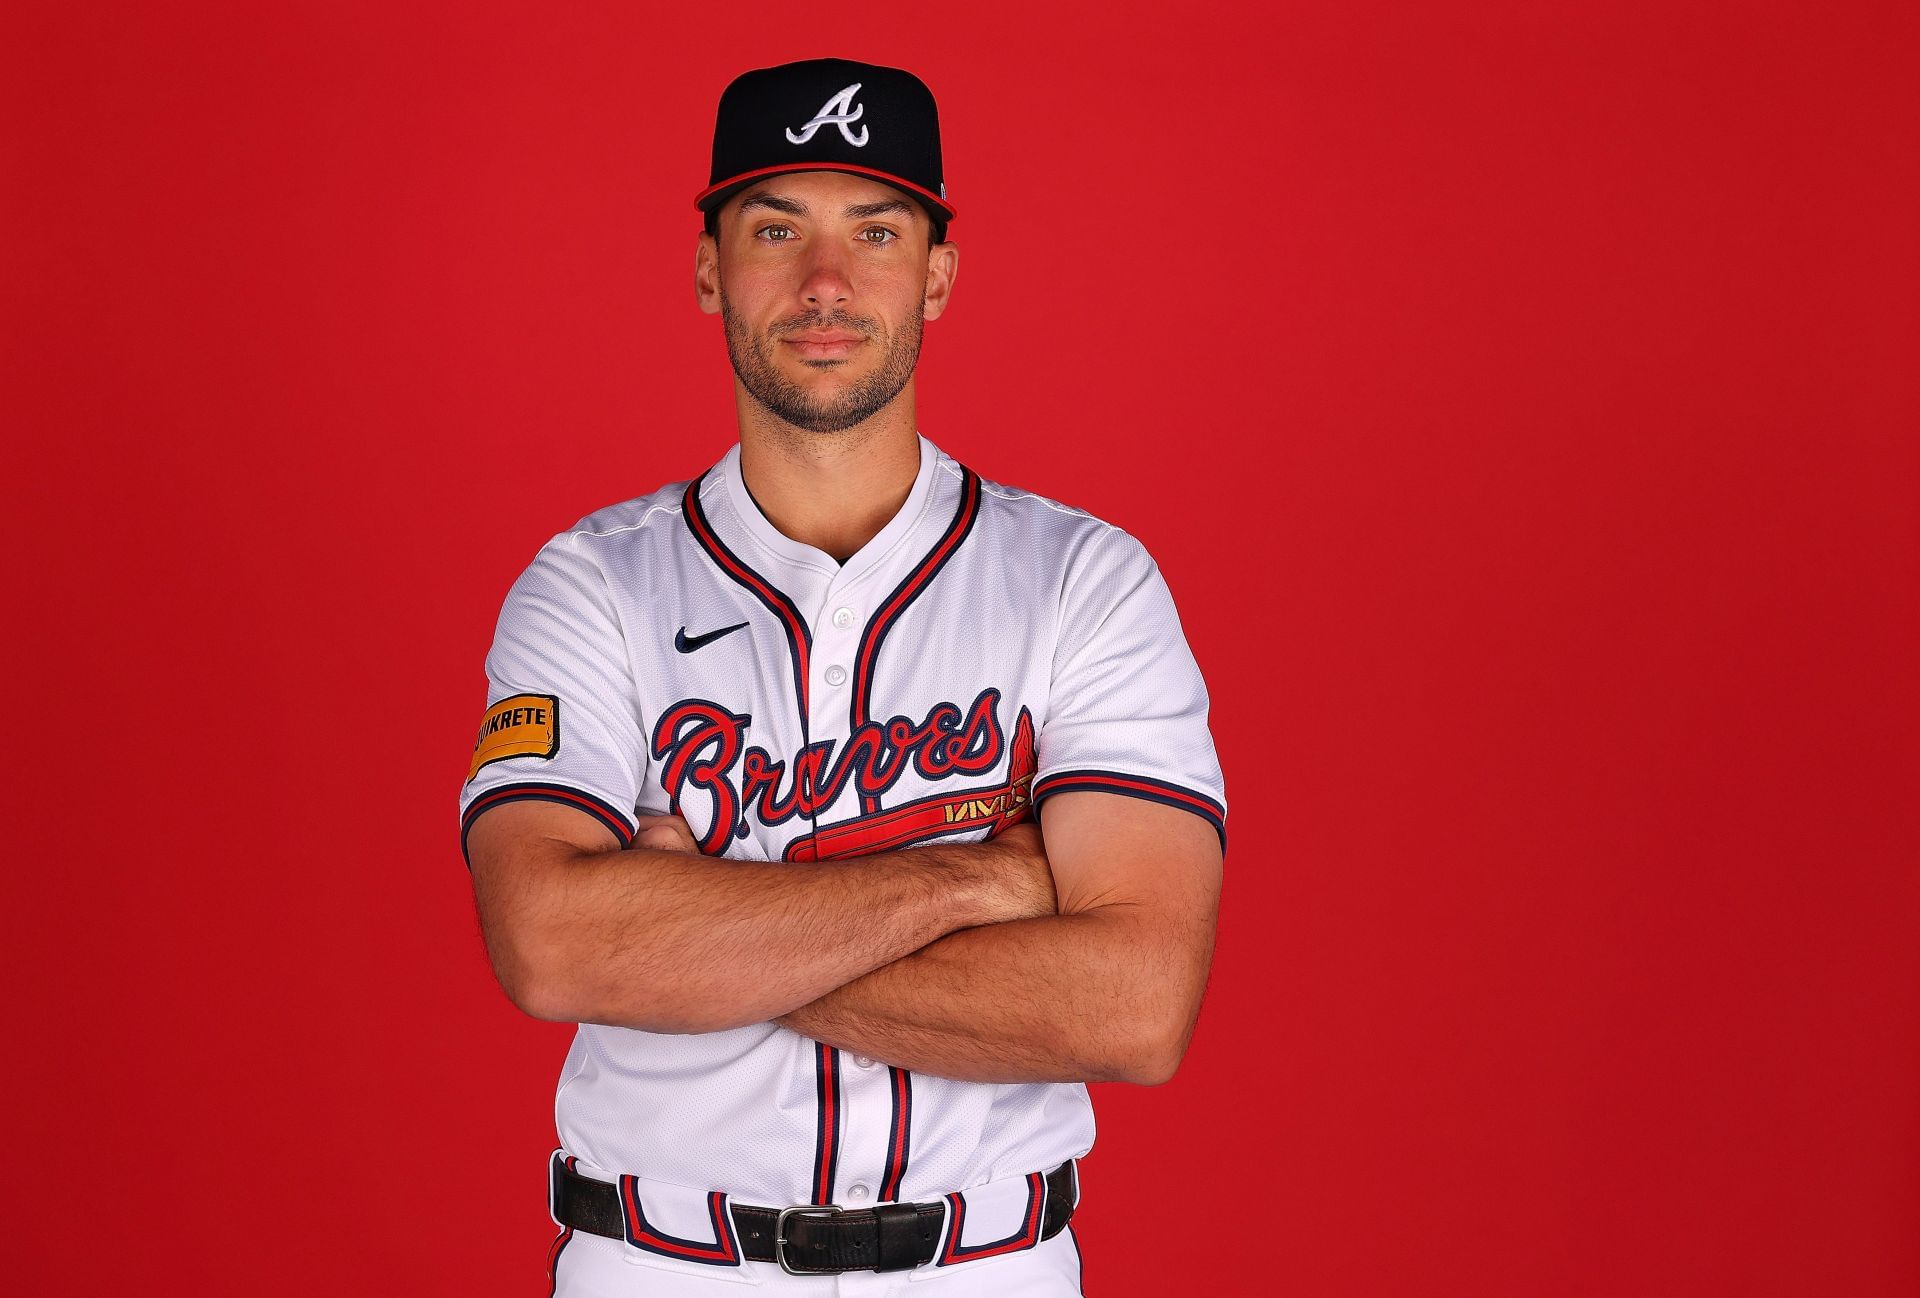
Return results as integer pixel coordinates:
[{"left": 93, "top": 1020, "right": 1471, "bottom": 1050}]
[{"left": 719, "top": 285, "right": 924, "bottom": 434}]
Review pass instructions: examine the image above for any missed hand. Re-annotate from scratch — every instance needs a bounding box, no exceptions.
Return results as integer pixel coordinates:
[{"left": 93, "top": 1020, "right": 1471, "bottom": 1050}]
[
  {"left": 984, "top": 817, "right": 1057, "bottom": 923},
  {"left": 634, "top": 812, "right": 699, "bottom": 854}
]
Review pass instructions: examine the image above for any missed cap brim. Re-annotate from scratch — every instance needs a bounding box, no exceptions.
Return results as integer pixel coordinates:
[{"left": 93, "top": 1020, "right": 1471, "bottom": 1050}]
[{"left": 694, "top": 162, "right": 956, "bottom": 224}]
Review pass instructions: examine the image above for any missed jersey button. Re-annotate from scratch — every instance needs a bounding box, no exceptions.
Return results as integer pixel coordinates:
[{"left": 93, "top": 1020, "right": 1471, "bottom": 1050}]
[
  {"left": 832, "top": 606, "right": 856, "bottom": 629},
  {"left": 847, "top": 1183, "right": 871, "bottom": 1202},
  {"left": 824, "top": 664, "right": 848, "bottom": 687},
  {"left": 854, "top": 1054, "right": 876, "bottom": 1069}
]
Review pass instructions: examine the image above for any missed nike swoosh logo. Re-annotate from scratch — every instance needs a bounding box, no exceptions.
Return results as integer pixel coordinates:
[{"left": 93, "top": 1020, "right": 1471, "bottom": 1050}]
[{"left": 675, "top": 621, "right": 750, "bottom": 653}]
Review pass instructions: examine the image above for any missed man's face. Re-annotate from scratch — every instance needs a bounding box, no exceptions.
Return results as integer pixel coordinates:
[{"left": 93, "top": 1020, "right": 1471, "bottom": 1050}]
[{"left": 697, "top": 170, "right": 954, "bottom": 434}]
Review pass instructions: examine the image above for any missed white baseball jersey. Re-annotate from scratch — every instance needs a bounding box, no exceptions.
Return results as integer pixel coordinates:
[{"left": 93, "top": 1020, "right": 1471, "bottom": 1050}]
[{"left": 458, "top": 431, "right": 1226, "bottom": 1274}]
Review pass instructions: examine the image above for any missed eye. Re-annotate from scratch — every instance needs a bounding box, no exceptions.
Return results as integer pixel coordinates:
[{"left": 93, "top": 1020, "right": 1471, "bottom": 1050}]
[
  {"left": 860, "top": 227, "right": 900, "bottom": 245},
  {"left": 756, "top": 223, "right": 796, "bottom": 243}
]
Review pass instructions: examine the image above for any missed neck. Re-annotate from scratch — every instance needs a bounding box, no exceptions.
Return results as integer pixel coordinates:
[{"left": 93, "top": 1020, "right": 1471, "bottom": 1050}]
[{"left": 734, "top": 389, "right": 922, "bottom": 563}]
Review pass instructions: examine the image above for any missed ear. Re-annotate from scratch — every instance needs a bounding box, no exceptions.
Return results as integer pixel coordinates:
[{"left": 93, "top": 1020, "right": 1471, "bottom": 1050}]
[
  {"left": 695, "top": 229, "right": 722, "bottom": 316},
  {"left": 922, "top": 239, "right": 959, "bottom": 322}
]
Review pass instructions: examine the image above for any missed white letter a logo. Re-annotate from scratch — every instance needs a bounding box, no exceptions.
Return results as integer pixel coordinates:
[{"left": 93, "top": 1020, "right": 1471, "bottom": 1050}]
[{"left": 786, "top": 84, "right": 870, "bottom": 147}]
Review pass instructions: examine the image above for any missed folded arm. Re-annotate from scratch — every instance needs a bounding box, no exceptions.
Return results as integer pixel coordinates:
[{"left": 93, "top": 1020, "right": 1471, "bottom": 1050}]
[
  {"left": 777, "top": 791, "right": 1223, "bottom": 1086},
  {"left": 463, "top": 800, "right": 1055, "bottom": 1035}
]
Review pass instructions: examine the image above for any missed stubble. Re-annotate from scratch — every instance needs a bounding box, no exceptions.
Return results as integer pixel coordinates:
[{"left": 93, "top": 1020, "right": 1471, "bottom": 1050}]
[{"left": 719, "top": 284, "right": 924, "bottom": 435}]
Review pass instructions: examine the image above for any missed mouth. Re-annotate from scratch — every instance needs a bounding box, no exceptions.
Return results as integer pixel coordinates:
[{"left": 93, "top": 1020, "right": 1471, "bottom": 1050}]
[{"left": 783, "top": 330, "right": 866, "bottom": 360}]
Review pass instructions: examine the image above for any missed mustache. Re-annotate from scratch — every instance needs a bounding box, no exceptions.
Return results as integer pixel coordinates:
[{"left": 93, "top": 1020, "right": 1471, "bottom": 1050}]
[{"left": 775, "top": 313, "right": 874, "bottom": 338}]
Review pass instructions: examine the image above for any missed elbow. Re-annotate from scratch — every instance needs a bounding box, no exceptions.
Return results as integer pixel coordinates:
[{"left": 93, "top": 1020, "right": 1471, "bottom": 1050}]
[
  {"left": 482, "top": 914, "right": 603, "bottom": 1025},
  {"left": 500, "top": 970, "right": 580, "bottom": 1025},
  {"left": 472, "top": 869, "right": 595, "bottom": 1023},
  {"left": 481, "top": 920, "right": 734, "bottom": 1034},
  {"left": 485, "top": 922, "right": 585, "bottom": 1023},
  {"left": 1126, "top": 1053, "right": 1183, "bottom": 1089},
  {"left": 503, "top": 978, "right": 577, "bottom": 1024},
  {"left": 1108, "top": 1009, "right": 1198, "bottom": 1087},
  {"left": 1118, "top": 1031, "right": 1188, "bottom": 1087}
]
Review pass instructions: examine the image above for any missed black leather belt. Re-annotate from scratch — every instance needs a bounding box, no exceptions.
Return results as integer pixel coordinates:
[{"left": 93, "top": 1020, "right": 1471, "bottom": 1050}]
[{"left": 551, "top": 1153, "right": 1077, "bottom": 1275}]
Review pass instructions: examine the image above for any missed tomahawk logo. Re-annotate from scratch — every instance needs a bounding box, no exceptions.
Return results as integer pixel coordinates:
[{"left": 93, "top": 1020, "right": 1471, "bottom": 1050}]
[{"left": 786, "top": 83, "right": 870, "bottom": 147}]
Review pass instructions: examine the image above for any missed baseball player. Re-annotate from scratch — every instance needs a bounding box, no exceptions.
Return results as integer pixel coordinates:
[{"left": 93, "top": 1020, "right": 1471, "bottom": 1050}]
[{"left": 459, "top": 58, "right": 1227, "bottom": 1295}]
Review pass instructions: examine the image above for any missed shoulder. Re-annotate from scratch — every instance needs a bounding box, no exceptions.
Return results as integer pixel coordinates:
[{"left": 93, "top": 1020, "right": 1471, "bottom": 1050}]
[
  {"left": 555, "top": 476, "right": 698, "bottom": 549},
  {"left": 515, "top": 475, "right": 700, "bottom": 576},
  {"left": 948, "top": 457, "right": 1159, "bottom": 587}
]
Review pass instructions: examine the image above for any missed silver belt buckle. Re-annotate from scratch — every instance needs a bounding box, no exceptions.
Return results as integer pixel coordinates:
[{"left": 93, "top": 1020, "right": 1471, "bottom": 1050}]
[{"left": 775, "top": 1204, "right": 845, "bottom": 1276}]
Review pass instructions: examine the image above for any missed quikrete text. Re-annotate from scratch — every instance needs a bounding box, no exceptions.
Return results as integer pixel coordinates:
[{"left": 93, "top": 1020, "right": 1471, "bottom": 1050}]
[{"left": 478, "top": 705, "right": 547, "bottom": 738}]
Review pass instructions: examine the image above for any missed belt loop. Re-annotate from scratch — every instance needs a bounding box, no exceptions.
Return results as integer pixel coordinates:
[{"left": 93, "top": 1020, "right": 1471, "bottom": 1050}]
[
  {"left": 873, "top": 1202, "right": 936, "bottom": 1271},
  {"left": 1043, "top": 1158, "right": 1076, "bottom": 1237},
  {"left": 547, "top": 1149, "right": 572, "bottom": 1227}
]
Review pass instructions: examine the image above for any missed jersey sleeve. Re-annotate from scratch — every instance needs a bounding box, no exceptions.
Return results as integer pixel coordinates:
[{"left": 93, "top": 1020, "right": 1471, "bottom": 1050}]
[
  {"left": 1032, "top": 526, "right": 1228, "bottom": 850},
  {"left": 457, "top": 530, "right": 648, "bottom": 865}
]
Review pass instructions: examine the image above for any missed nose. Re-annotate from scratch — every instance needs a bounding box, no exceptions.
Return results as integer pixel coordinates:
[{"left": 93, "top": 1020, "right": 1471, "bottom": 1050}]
[{"left": 799, "top": 241, "right": 853, "bottom": 310}]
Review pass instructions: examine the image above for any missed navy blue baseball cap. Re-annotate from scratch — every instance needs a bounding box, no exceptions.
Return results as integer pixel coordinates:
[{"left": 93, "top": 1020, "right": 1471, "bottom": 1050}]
[{"left": 696, "top": 58, "right": 957, "bottom": 234}]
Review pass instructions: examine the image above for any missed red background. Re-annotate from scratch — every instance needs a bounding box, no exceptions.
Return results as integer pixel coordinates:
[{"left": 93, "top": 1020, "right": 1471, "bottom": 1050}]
[{"left": 6, "top": 2, "right": 1917, "bottom": 1294}]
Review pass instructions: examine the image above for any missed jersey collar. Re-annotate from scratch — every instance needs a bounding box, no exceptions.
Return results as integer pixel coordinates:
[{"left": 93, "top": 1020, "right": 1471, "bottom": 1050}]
[{"left": 712, "top": 431, "right": 946, "bottom": 591}]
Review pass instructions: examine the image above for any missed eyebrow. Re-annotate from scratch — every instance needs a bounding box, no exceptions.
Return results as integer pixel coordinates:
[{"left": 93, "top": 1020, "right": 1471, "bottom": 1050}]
[{"left": 736, "top": 193, "right": 919, "bottom": 222}]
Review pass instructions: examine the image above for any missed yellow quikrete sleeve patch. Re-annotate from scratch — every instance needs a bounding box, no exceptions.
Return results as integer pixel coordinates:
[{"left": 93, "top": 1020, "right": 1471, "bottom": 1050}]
[{"left": 468, "top": 693, "right": 559, "bottom": 781}]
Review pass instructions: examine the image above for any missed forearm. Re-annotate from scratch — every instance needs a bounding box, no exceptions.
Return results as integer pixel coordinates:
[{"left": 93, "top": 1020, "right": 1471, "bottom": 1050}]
[
  {"left": 491, "top": 838, "right": 1016, "bottom": 1034},
  {"left": 777, "top": 903, "right": 1210, "bottom": 1085}
]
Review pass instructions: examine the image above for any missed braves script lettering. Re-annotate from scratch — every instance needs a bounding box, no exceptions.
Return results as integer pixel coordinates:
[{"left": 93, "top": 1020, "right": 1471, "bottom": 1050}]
[{"left": 652, "top": 685, "right": 1011, "bottom": 853}]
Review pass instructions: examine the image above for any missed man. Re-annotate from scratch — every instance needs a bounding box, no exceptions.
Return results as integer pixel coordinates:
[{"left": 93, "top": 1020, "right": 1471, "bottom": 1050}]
[{"left": 458, "top": 57, "right": 1227, "bottom": 1295}]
